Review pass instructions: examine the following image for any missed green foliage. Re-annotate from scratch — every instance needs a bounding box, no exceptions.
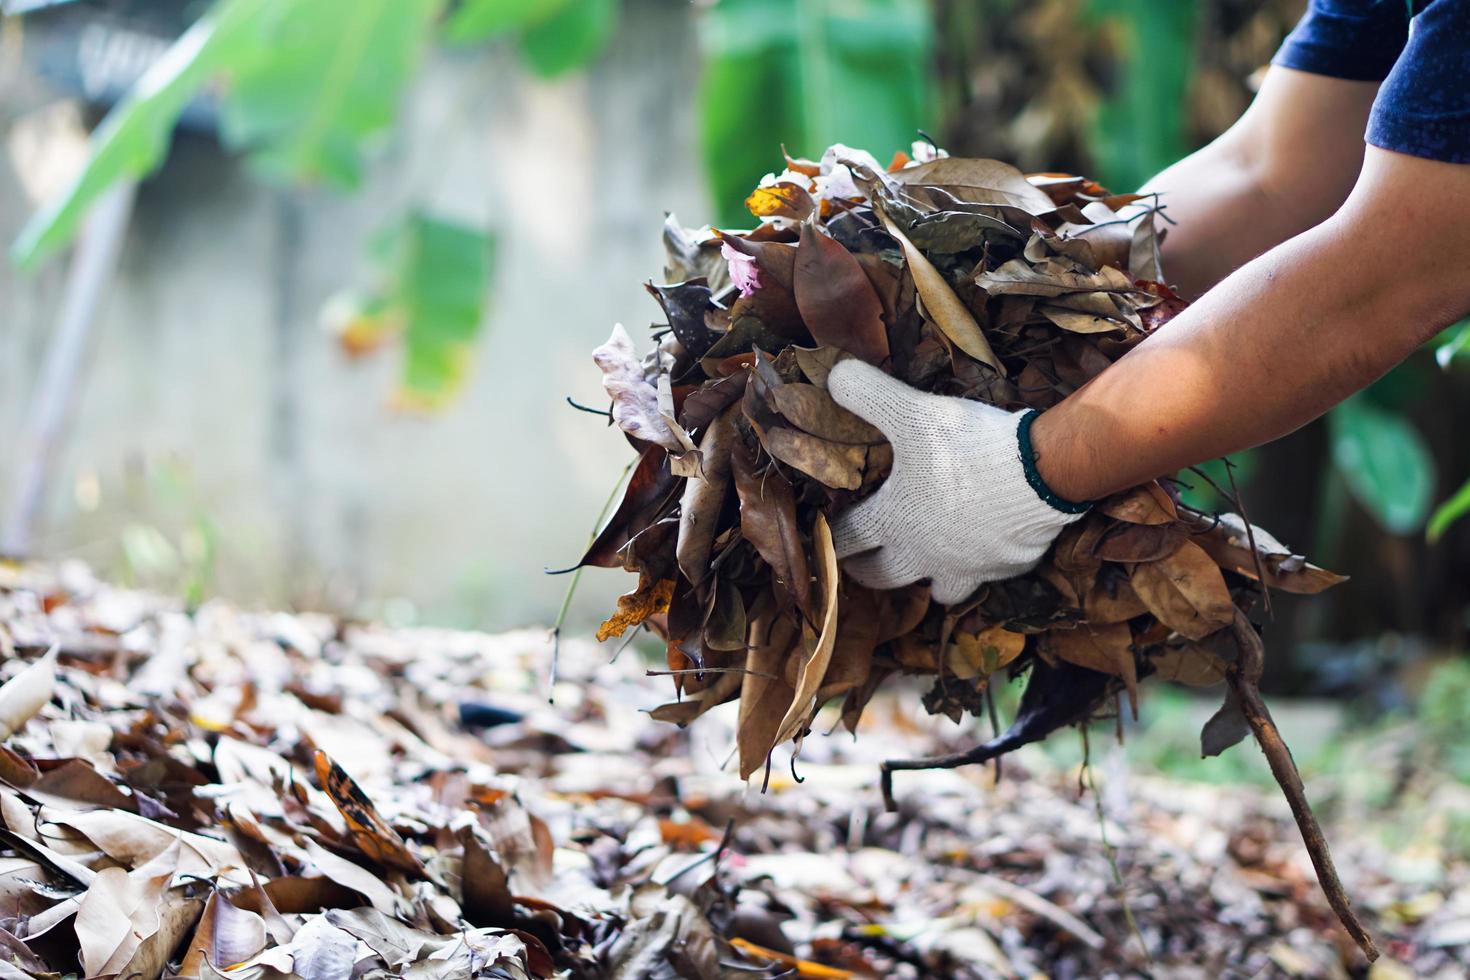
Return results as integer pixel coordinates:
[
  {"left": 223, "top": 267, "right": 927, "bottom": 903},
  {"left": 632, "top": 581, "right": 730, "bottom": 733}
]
[
  {"left": 13, "top": 0, "right": 620, "bottom": 271},
  {"left": 1328, "top": 393, "right": 1435, "bottom": 535},
  {"left": 444, "top": 0, "right": 574, "bottom": 42},
  {"left": 697, "top": 0, "right": 934, "bottom": 227},
  {"left": 1086, "top": 0, "right": 1199, "bottom": 192},
  {"left": 447, "top": 0, "right": 619, "bottom": 78},
  {"left": 12, "top": 0, "right": 445, "bottom": 268},
  {"left": 1429, "top": 476, "right": 1470, "bottom": 544},
  {"left": 10, "top": 0, "right": 273, "bottom": 269},
  {"left": 345, "top": 213, "right": 495, "bottom": 408},
  {"left": 519, "top": 0, "right": 618, "bottom": 77},
  {"left": 220, "top": 0, "right": 442, "bottom": 187},
  {"left": 1177, "top": 452, "right": 1257, "bottom": 513},
  {"left": 1434, "top": 318, "right": 1470, "bottom": 370}
]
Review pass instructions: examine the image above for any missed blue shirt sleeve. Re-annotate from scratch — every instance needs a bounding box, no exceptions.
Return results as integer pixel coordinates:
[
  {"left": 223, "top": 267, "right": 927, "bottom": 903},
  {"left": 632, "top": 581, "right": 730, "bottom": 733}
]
[
  {"left": 1273, "top": 0, "right": 1470, "bottom": 165},
  {"left": 1367, "top": 0, "right": 1470, "bottom": 164},
  {"left": 1273, "top": 0, "right": 1414, "bottom": 82}
]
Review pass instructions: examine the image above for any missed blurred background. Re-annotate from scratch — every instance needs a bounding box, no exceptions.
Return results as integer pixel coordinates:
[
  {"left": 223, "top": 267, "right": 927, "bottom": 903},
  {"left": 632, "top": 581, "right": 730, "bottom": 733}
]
[{"left": 3, "top": 0, "right": 1470, "bottom": 708}]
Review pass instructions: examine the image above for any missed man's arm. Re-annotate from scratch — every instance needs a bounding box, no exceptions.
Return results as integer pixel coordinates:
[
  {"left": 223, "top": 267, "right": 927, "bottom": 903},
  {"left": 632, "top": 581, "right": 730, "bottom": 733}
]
[
  {"left": 1032, "top": 146, "right": 1470, "bottom": 503},
  {"left": 1134, "top": 66, "right": 1379, "bottom": 299}
]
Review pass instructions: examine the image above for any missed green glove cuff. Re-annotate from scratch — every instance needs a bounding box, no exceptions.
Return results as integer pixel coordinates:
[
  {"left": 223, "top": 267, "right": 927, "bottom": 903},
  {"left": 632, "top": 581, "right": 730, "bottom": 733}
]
[{"left": 1017, "top": 410, "right": 1092, "bottom": 515}]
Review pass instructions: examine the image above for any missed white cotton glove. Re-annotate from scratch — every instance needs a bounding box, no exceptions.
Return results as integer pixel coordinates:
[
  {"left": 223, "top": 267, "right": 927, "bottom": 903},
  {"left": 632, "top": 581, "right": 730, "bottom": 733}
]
[{"left": 827, "top": 359, "right": 1090, "bottom": 604}]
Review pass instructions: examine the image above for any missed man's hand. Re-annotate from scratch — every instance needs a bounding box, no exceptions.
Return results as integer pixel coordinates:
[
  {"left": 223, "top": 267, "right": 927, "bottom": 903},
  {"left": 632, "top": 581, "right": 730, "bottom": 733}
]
[{"left": 826, "top": 360, "right": 1088, "bottom": 604}]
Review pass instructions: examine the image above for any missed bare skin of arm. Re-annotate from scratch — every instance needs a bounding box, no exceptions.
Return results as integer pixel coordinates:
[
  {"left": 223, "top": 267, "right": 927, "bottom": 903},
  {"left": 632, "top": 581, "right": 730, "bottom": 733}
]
[
  {"left": 1033, "top": 145, "right": 1470, "bottom": 503},
  {"left": 1134, "top": 66, "right": 1379, "bottom": 300}
]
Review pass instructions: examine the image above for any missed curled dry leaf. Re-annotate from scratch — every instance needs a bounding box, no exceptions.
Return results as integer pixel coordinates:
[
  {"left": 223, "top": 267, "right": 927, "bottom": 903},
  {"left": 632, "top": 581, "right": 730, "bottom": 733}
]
[
  {"left": 593, "top": 324, "right": 688, "bottom": 453},
  {"left": 597, "top": 577, "right": 676, "bottom": 642},
  {"left": 875, "top": 209, "right": 1004, "bottom": 373},
  {"left": 676, "top": 406, "right": 737, "bottom": 585},
  {"left": 0, "top": 645, "right": 57, "bottom": 740},
  {"left": 773, "top": 513, "right": 840, "bottom": 748}
]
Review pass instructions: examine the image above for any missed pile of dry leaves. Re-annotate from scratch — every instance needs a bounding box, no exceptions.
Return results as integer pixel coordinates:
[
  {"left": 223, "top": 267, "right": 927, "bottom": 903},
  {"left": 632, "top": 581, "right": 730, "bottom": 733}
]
[
  {"left": 0, "top": 562, "right": 1464, "bottom": 978},
  {"left": 582, "top": 144, "right": 1372, "bottom": 952}
]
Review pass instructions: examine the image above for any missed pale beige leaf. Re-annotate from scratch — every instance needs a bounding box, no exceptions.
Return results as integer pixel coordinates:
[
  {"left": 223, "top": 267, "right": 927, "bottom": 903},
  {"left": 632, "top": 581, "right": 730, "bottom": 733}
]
[{"left": 0, "top": 645, "right": 57, "bottom": 739}]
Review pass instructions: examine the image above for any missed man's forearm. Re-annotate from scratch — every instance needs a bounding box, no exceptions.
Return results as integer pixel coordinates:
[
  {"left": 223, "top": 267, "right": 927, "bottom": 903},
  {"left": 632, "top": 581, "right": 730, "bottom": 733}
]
[
  {"left": 1032, "top": 148, "right": 1470, "bottom": 504},
  {"left": 1131, "top": 67, "right": 1376, "bottom": 300}
]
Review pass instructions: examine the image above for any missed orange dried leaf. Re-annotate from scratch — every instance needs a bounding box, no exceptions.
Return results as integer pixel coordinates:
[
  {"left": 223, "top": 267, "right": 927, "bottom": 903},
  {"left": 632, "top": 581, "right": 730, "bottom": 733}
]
[{"left": 596, "top": 577, "right": 675, "bottom": 642}]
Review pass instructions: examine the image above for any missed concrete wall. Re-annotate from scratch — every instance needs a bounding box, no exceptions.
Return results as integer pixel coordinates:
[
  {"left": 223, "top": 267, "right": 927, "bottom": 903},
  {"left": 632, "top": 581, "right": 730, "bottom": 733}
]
[{"left": 0, "top": 1, "right": 709, "bottom": 630}]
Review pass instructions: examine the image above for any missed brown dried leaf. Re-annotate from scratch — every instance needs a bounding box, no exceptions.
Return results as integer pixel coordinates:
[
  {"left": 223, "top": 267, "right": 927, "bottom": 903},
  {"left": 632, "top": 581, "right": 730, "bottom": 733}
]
[
  {"left": 975, "top": 258, "right": 1135, "bottom": 298},
  {"left": 1129, "top": 541, "right": 1236, "bottom": 641},
  {"left": 731, "top": 441, "right": 811, "bottom": 613},
  {"left": 891, "top": 157, "right": 1058, "bottom": 213},
  {"left": 767, "top": 382, "right": 884, "bottom": 444},
  {"left": 793, "top": 223, "right": 889, "bottom": 365},
  {"left": 675, "top": 406, "right": 737, "bottom": 585},
  {"left": 816, "top": 585, "right": 878, "bottom": 702},
  {"left": 1092, "top": 523, "right": 1184, "bottom": 563},
  {"left": 758, "top": 425, "right": 869, "bottom": 491},
  {"left": 737, "top": 614, "right": 800, "bottom": 780},
  {"left": 1193, "top": 512, "right": 1348, "bottom": 595},
  {"left": 1151, "top": 644, "right": 1228, "bottom": 687},
  {"left": 1044, "top": 622, "right": 1138, "bottom": 714},
  {"left": 1099, "top": 482, "right": 1178, "bottom": 525},
  {"left": 1083, "top": 570, "right": 1150, "bottom": 624},
  {"left": 313, "top": 752, "right": 425, "bottom": 875}
]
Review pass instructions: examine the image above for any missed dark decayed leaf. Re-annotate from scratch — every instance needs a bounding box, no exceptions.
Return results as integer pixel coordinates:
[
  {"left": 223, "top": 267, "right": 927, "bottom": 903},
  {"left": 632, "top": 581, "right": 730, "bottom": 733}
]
[
  {"left": 1201, "top": 688, "right": 1251, "bottom": 757},
  {"left": 646, "top": 280, "right": 721, "bottom": 359},
  {"left": 577, "top": 446, "right": 678, "bottom": 570}
]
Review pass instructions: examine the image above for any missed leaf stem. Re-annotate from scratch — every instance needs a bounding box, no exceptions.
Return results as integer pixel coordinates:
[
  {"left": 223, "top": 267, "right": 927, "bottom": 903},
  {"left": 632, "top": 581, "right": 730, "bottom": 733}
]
[{"left": 547, "top": 457, "right": 635, "bottom": 701}]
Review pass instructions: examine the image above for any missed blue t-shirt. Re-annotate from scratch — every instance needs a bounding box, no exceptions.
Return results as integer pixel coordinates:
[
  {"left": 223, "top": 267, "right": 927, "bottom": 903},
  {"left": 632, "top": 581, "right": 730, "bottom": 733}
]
[{"left": 1273, "top": 0, "right": 1470, "bottom": 163}]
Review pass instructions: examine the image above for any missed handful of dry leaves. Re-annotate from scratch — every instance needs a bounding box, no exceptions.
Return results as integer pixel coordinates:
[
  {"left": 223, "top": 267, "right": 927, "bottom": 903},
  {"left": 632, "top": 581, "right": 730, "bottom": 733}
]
[{"left": 582, "top": 144, "right": 1376, "bottom": 958}]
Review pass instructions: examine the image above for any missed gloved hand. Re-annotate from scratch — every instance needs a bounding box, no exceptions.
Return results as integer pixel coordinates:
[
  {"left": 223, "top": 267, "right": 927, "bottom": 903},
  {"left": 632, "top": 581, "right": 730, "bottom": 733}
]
[{"left": 827, "top": 359, "right": 1090, "bottom": 604}]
